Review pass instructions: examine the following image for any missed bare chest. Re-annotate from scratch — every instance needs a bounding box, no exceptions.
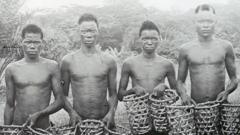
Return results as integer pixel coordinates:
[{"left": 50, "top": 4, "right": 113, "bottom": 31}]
[
  {"left": 12, "top": 66, "right": 51, "bottom": 88},
  {"left": 70, "top": 57, "right": 109, "bottom": 80},
  {"left": 187, "top": 47, "right": 225, "bottom": 65},
  {"left": 131, "top": 62, "right": 167, "bottom": 81}
]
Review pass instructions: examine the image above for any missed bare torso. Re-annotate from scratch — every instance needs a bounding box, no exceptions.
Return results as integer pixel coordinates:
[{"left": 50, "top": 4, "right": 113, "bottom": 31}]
[
  {"left": 185, "top": 39, "right": 227, "bottom": 103},
  {"left": 127, "top": 55, "right": 172, "bottom": 93},
  {"left": 9, "top": 58, "right": 56, "bottom": 129},
  {"left": 66, "top": 51, "right": 113, "bottom": 119}
]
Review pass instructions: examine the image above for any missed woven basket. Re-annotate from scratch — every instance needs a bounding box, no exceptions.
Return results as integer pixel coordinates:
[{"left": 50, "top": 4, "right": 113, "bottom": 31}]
[
  {"left": 149, "top": 89, "right": 179, "bottom": 132},
  {"left": 123, "top": 93, "right": 151, "bottom": 135},
  {"left": 0, "top": 125, "right": 51, "bottom": 135},
  {"left": 221, "top": 103, "right": 240, "bottom": 134},
  {"left": 104, "top": 124, "right": 132, "bottom": 135},
  {"left": 166, "top": 105, "right": 196, "bottom": 135},
  {"left": 195, "top": 101, "right": 220, "bottom": 135},
  {"left": 47, "top": 125, "right": 75, "bottom": 135},
  {"left": 76, "top": 119, "right": 104, "bottom": 135}
]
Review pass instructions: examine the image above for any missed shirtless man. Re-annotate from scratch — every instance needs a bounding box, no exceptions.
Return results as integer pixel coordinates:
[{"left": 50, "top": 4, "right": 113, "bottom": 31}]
[
  {"left": 61, "top": 13, "right": 118, "bottom": 129},
  {"left": 118, "top": 20, "right": 177, "bottom": 135},
  {"left": 4, "top": 24, "right": 64, "bottom": 129},
  {"left": 177, "top": 4, "right": 238, "bottom": 104}
]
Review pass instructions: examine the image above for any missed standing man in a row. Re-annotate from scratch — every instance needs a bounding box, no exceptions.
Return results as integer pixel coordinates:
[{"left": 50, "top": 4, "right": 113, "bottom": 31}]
[
  {"left": 4, "top": 24, "right": 64, "bottom": 129},
  {"left": 177, "top": 4, "right": 238, "bottom": 104},
  {"left": 118, "top": 20, "right": 177, "bottom": 135},
  {"left": 61, "top": 13, "right": 118, "bottom": 129}
]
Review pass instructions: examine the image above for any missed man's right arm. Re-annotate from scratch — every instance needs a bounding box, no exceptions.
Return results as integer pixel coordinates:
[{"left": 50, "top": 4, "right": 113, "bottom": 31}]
[
  {"left": 60, "top": 57, "right": 81, "bottom": 125},
  {"left": 118, "top": 61, "right": 134, "bottom": 101},
  {"left": 4, "top": 65, "right": 15, "bottom": 125},
  {"left": 177, "top": 47, "right": 193, "bottom": 104}
]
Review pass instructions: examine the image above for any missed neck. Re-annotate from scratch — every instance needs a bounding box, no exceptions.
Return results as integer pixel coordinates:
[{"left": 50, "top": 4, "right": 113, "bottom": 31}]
[
  {"left": 142, "top": 51, "right": 156, "bottom": 59},
  {"left": 24, "top": 55, "right": 40, "bottom": 63},
  {"left": 80, "top": 44, "right": 97, "bottom": 54},
  {"left": 198, "top": 35, "right": 214, "bottom": 43}
]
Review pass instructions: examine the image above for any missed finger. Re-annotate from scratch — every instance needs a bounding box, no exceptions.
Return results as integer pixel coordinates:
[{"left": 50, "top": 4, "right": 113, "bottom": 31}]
[{"left": 190, "top": 99, "right": 197, "bottom": 105}]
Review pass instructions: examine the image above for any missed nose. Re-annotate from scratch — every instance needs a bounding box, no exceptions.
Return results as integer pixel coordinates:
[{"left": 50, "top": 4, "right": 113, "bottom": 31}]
[
  {"left": 29, "top": 43, "right": 35, "bottom": 49},
  {"left": 146, "top": 40, "right": 153, "bottom": 45}
]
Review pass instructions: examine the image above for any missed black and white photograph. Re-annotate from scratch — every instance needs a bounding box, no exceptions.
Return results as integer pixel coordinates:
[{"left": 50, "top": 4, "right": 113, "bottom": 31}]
[{"left": 0, "top": 0, "right": 240, "bottom": 134}]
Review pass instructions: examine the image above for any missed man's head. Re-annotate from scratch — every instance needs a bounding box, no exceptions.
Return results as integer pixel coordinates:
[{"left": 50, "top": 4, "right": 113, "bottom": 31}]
[
  {"left": 195, "top": 4, "right": 216, "bottom": 38},
  {"left": 78, "top": 13, "right": 99, "bottom": 48},
  {"left": 21, "top": 24, "right": 43, "bottom": 59},
  {"left": 139, "top": 20, "right": 160, "bottom": 54}
]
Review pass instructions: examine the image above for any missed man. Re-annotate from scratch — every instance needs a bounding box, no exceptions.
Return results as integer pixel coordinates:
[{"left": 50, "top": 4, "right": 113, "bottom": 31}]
[
  {"left": 4, "top": 24, "right": 64, "bottom": 129},
  {"left": 118, "top": 20, "right": 177, "bottom": 135},
  {"left": 61, "top": 13, "right": 118, "bottom": 129},
  {"left": 177, "top": 4, "right": 238, "bottom": 104}
]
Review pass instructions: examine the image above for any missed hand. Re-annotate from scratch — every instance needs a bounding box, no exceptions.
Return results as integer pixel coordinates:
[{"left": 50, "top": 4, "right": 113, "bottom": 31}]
[
  {"left": 24, "top": 112, "right": 41, "bottom": 127},
  {"left": 217, "top": 91, "right": 228, "bottom": 102},
  {"left": 181, "top": 94, "right": 196, "bottom": 105},
  {"left": 153, "top": 83, "right": 167, "bottom": 97},
  {"left": 102, "top": 113, "right": 115, "bottom": 129},
  {"left": 132, "top": 85, "right": 146, "bottom": 96},
  {"left": 69, "top": 111, "right": 82, "bottom": 126}
]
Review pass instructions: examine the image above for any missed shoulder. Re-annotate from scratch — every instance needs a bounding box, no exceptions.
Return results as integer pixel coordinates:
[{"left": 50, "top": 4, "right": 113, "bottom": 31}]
[
  {"left": 216, "top": 38, "right": 233, "bottom": 49},
  {"left": 41, "top": 58, "right": 59, "bottom": 71},
  {"left": 5, "top": 59, "right": 23, "bottom": 72},
  {"left": 61, "top": 51, "right": 76, "bottom": 63},
  {"left": 157, "top": 56, "right": 175, "bottom": 69},
  {"left": 100, "top": 53, "right": 117, "bottom": 68},
  {"left": 122, "top": 55, "right": 138, "bottom": 67},
  {"left": 179, "top": 40, "right": 196, "bottom": 53}
]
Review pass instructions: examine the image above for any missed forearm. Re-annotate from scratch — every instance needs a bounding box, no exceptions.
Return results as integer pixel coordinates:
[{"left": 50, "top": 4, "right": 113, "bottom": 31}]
[
  {"left": 4, "top": 104, "right": 14, "bottom": 125},
  {"left": 176, "top": 81, "right": 188, "bottom": 96},
  {"left": 118, "top": 89, "right": 135, "bottom": 101},
  {"left": 225, "top": 78, "right": 238, "bottom": 94},
  {"left": 108, "top": 95, "right": 118, "bottom": 115},
  {"left": 63, "top": 97, "right": 76, "bottom": 114},
  {"left": 38, "top": 97, "right": 63, "bottom": 117}
]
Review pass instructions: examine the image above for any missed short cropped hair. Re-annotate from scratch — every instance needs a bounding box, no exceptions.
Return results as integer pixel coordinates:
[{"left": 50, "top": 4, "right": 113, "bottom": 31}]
[
  {"left": 78, "top": 13, "right": 99, "bottom": 27},
  {"left": 195, "top": 4, "right": 216, "bottom": 14},
  {"left": 139, "top": 20, "right": 160, "bottom": 37},
  {"left": 21, "top": 24, "right": 43, "bottom": 39}
]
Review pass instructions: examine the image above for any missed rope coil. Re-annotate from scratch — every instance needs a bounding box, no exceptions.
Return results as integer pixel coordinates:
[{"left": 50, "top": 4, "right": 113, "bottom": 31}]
[
  {"left": 195, "top": 101, "right": 220, "bottom": 135},
  {"left": 221, "top": 103, "right": 240, "bottom": 134},
  {"left": 149, "top": 89, "right": 179, "bottom": 132},
  {"left": 123, "top": 93, "right": 151, "bottom": 135},
  {"left": 166, "top": 105, "right": 196, "bottom": 135}
]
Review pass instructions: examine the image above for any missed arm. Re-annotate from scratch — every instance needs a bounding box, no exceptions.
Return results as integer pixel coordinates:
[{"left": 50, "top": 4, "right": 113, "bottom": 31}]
[
  {"left": 176, "top": 48, "right": 194, "bottom": 104},
  {"left": 60, "top": 57, "right": 81, "bottom": 125},
  {"left": 107, "top": 59, "right": 118, "bottom": 115},
  {"left": 4, "top": 66, "right": 15, "bottom": 125},
  {"left": 176, "top": 48, "right": 189, "bottom": 96},
  {"left": 167, "top": 62, "right": 177, "bottom": 90},
  {"left": 217, "top": 43, "right": 238, "bottom": 101},
  {"left": 225, "top": 44, "right": 238, "bottom": 94},
  {"left": 103, "top": 59, "right": 118, "bottom": 128},
  {"left": 117, "top": 61, "right": 134, "bottom": 101}
]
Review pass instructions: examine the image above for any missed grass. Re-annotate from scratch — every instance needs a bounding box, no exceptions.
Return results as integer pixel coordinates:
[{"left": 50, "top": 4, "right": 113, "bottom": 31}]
[{"left": 1, "top": 60, "right": 240, "bottom": 128}]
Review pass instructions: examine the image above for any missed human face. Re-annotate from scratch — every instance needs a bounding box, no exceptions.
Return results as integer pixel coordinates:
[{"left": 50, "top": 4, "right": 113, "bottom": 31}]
[
  {"left": 140, "top": 30, "right": 159, "bottom": 54},
  {"left": 195, "top": 11, "right": 216, "bottom": 38},
  {"left": 79, "top": 21, "right": 99, "bottom": 48},
  {"left": 22, "top": 33, "right": 42, "bottom": 59}
]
